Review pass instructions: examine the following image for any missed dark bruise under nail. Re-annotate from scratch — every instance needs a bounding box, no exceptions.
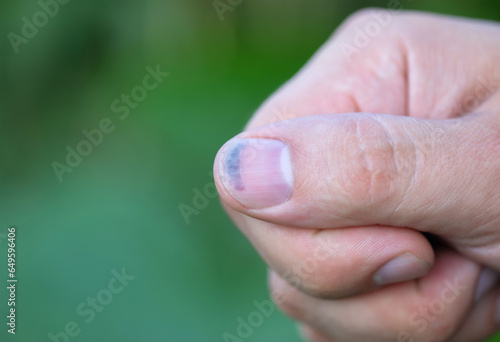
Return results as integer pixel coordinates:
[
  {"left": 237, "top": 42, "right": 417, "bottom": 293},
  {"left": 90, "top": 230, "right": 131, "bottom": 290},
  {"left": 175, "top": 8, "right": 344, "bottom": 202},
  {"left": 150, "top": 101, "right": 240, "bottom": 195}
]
[{"left": 224, "top": 142, "right": 245, "bottom": 191}]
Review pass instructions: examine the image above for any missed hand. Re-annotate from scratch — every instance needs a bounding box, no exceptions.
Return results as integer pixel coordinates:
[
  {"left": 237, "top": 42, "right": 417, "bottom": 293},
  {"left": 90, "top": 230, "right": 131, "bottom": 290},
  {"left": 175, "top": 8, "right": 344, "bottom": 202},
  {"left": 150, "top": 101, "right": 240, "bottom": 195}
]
[{"left": 214, "top": 10, "right": 500, "bottom": 342}]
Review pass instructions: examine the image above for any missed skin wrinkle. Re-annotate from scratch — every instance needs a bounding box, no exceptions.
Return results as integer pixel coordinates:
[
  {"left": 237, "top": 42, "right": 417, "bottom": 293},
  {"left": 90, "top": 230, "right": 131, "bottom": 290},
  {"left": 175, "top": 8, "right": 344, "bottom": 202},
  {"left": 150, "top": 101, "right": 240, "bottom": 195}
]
[
  {"left": 385, "top": 120, "right": 416, "bottom": 220},
  {"left": 459, "top": 226, "right": 500, "bottom": 258},
  {"left": 350, "top": 94, "right": 362, "bottom": 113},
  {"left": 456, "top": 77, "right": 499, "bottom": 117},
  {"left": 399, "top": 36, "right": 411, "bottom": 117},
  {"left": 354, "top": 117, "right": 372, "bottom": 206},
  {"left": 328, "top": 117, "right": 356, "bottom": 221},
  {"left": 455, "top": 222, "right": 499, "bottom": 248},
  {"left": 360, "top": 116, "right": 403, "bottom": 209},
  {"left": 361, "top": 118, "right": 377, "bottom": 206},
  {"left": 325, "top": 120, "right": 340, "bottom": 206},
  {"left": 373, "top": 116, "right": 402, "bottom": 215}
]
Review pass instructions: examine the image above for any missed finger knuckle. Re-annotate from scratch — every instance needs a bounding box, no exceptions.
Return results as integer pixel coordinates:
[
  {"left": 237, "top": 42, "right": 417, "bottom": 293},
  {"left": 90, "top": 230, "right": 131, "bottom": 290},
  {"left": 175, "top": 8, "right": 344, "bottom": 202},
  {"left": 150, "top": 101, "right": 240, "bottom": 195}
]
[
  {"left": 336, "top": 7, "right": 407, "bottom": 43},
  {"left": 340, "top": 8, "right": 385, "bottom": 31},
  {"left": 332, "top": 115, "right": 416, "bottom": 216}
]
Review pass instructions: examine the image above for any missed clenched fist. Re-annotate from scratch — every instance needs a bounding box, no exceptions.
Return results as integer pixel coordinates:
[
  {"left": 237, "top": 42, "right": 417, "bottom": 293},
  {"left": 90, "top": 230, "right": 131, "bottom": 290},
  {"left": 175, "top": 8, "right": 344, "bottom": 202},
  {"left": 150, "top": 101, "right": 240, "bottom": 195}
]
[{"left": 215, "top": 10, "right": 500, "bottom": 342}]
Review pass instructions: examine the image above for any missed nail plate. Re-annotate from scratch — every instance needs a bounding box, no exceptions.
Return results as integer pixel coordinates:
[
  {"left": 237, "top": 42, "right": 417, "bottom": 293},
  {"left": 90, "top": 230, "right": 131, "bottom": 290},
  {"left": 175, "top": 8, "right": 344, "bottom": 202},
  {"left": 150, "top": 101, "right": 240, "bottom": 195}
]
[
  {"left": 475, "top": 268, "right": 499, "bottom": 302},
  {"left": 219, "top": 138, "right": 293, "bottom": 209},
  {"left": 374, "top": 253, "right": 430, "bottom": 286}
]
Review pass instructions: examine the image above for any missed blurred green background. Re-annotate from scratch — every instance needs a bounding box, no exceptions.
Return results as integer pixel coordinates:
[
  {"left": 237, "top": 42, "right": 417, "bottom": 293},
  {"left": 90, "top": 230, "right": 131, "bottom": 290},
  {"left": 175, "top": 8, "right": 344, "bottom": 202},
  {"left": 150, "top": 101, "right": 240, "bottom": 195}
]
[{"left": 1, "top": 0, "right": 500, "bottom": 341}]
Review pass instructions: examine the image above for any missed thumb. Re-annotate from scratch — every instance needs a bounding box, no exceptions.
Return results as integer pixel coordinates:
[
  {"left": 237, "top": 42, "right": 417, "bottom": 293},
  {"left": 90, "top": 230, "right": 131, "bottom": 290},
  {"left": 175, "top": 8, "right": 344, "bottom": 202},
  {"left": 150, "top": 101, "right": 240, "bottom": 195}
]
[{"left": 214, "top": 113, "right": 500, "bottom": 237}]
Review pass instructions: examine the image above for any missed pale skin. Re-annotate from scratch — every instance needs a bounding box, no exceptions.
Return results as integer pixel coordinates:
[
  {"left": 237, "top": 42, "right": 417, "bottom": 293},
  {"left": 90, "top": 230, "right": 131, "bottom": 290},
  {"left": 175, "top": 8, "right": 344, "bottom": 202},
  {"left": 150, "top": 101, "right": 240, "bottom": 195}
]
[{"left": 214, "top": 10, "right": 500, "bottom": 342}]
